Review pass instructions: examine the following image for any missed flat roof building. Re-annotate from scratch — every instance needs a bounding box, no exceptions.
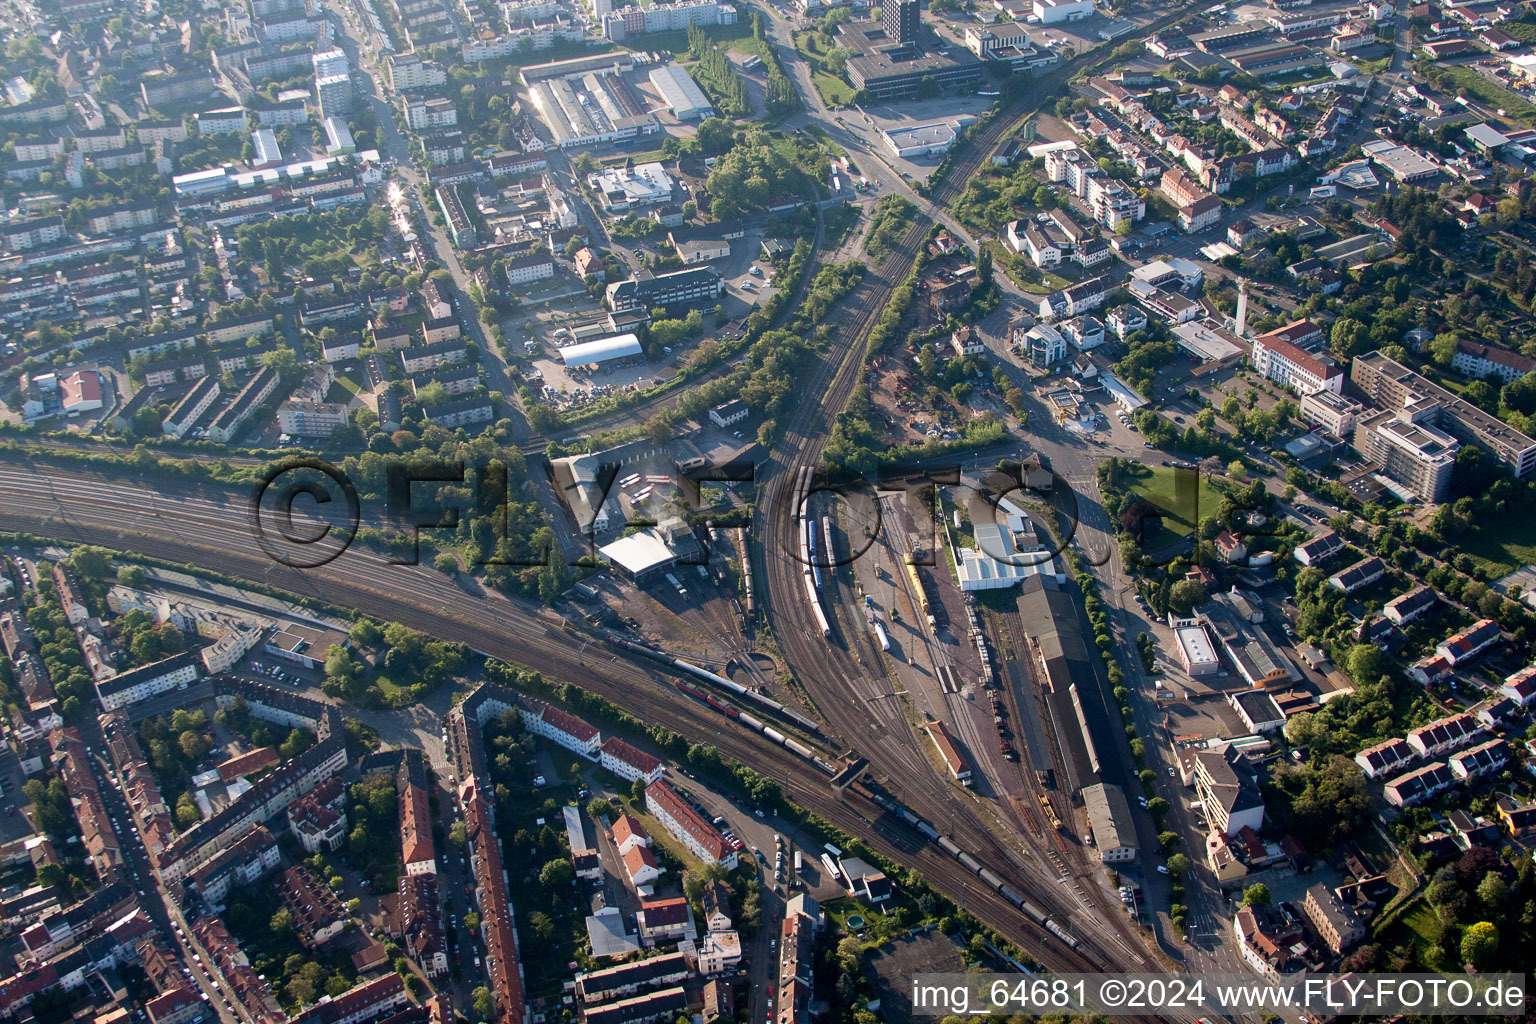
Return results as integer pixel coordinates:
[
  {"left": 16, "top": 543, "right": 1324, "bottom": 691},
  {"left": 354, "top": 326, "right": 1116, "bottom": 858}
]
[
  {"left": 839, "top": 20, "right": 984, "bottom": 100},
  {"left": 322, "top": 117, "right": 355, "bottom": 154},
  {"left": 1361, "top": 138, "right": 1439, "bottom": 182},
  {"left": 1352, "top": 350, "right": 1536, "bottom": 479},
  {"left": 1175, "top": 622, "right": 1220, "bottom": 675},
  {"left": 1171, "top": 320, "right": 1244, "bottom": 369},
  {"left": 1352, "top": 408, "right": 1460, "bottom": 503},
  {"left": 251, "top": 128, "right": 283, "bottom": 168},
  {"left": 882, "top": 122, "right": 958, "bottom": 158}
]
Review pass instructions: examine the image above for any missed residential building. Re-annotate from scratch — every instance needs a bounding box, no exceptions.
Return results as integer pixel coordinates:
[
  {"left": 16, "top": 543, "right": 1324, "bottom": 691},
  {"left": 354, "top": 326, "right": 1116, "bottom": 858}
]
[
  {"left": 1293, "top": 530, "right": 1344, "bottom": 566},
  {"left": 94, "top": 653, "right": 199, "bottom": 712},
  {"left": 1406, "top": 712, "right": 1485, "bottom": 759},
  {"left": 1328, "top": 556, "right": 1384, "bottom": 594},
  {"left": 276, "top": 401, "right": 347, "bottom": 437},
  {"left": 1451, "top": 339, "right": 1536, "bottom": 385},
  {"left": 1449, "top": 738, "right": 1508, "bottom": 780},
  {"left": 1436, "top": 619, "right": 1501, "bottom": 666},
  {"left": 599, "top": 737, "right": 664, "bottom": 784},
  {"left": 208, "top": 368, "right": 279, "bottom": 443},
  {"left": 1385, "top": 761, "right": 1455, "bottom": 807},
  {"left": 520, "top": 698, "right": 602, "bottom": 757},
  {"left": 1383, "top": 585, "right": 1437, "bottom": 626},
  {"left": 1354, "top": 737, "right": 1414, "bottom": 780},
  {"left": 636, "top": 897, "right": 692, "bottom": 946},
  {"left": 1303, "top": 883, "right": 1364, "bottom": 954},
  {"left": 1194, "top": 747, "right": 1265, "bottom": 837},
  {"left": 606, "top": 267, "right": 722, "bottom": 312},
  {"left": 1499, "top": 665, "right": 1536, "bottom": 707},
  {"left": 645, "top": 780, "right": 737, "bottom": 867}
]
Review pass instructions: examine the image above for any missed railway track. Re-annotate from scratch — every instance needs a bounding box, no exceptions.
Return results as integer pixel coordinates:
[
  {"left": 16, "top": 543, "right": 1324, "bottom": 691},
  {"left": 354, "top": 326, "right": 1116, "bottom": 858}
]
[
  {"left": 0, "top": 456, "right": 1186, "bottom": 1007},
  {"left": 0, "top": 1, "right": 1211, "bottom": 996},
  {"left": 745, "top": 0, "right": 1210, "bottom": 983}
]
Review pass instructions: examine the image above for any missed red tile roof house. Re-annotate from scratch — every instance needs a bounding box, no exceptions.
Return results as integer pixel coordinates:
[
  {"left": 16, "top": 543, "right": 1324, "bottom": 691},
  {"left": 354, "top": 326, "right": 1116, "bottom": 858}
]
[
  {"left": 520, "top": 699, "right": 602, "bottom": 758},
  {"left": 1435, "top": 618, "right": 1502, "bottom": 667},
  {"left": 622, "top": 844, "right": 661, "bottom": 889},
  {"left": 611, "top": 812, "right": 650, "bottom": 855},
  {"left": 1500, "top": 665, "right": 1536, "bottom": 706},
  {"left": 599, "top": 737, "right": 664, "bottom": 784}
]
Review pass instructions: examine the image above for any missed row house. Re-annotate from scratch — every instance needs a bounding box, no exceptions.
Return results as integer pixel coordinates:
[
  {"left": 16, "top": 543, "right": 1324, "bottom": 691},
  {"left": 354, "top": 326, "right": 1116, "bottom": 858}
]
[
  {"left": 1435, "top": 618, "right": 1502, "bottom": 667},
  {"left": 1355, "top": 737, "right": 1414, "bottom": 780},
  {"left": 279, "top": 865, "right": 348, "bottom": 945},
  {"left": 1384, "top": 761, "right": 1455, "bottom": 807},
  {"left": 1406, "top": 712, "right": 1485, "bottom": 759}
]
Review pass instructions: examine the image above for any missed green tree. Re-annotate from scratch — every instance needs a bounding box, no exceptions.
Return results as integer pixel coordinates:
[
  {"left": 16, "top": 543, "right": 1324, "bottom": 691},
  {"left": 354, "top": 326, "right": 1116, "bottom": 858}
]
[
  {"left": 1242, "top": 883, "right": 1271, "bottom": 908},
  {"left": 1461, "top": 921, "right": 1498, "bottom": 966},
  {"left": 1345, "top": 644, "right": 1382, "bottom": 684},
  {"left": 472, "top": 986, "right": 494, "bottom": 1020},
  {"left": 1166, "top": 853, "right": 1192, "bottom": 878},
  {"left": 1429, "top": 332, "right": 1458, "bottom": 367},
  {"left": 1169, "top": 580, "right": 1206, "bottom": 614},
  {"left": 539, "top": 859, "right": 574, "bottom": 889}
]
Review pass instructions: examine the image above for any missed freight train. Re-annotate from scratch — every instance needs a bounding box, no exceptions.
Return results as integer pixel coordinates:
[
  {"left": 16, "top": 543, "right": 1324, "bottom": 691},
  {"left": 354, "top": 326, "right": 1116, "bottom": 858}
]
[
  {"left": 608, "top": 632, "right": 829, "bottom": 736},
  {"left": 867, "top": 790, "right": 1081, "bottom": 950}
]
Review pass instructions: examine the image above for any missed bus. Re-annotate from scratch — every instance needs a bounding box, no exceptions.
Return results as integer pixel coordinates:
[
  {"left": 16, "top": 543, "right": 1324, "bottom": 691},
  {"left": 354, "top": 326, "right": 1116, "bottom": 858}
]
[{"left": 823, "top": 842, "right": 842, "bottom": 858}]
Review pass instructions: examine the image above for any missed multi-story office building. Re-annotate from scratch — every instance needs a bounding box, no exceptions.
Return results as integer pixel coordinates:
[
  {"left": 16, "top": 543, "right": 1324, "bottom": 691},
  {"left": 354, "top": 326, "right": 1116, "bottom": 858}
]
[
  {"left": 1299, "top": 387, "right": 1363, "bottom": 436},
  {"left": 1352, "top": 408, "right": 1460, "bottom": 502},
  {"left": 882, "top": 0, "right": 920, "bottom": 46},
  {"left": 606, "top": 266, "right": 722, "bottom": 311},
  {"left": 1352, "top": 351, "right": 1536, "bottom": 479}
]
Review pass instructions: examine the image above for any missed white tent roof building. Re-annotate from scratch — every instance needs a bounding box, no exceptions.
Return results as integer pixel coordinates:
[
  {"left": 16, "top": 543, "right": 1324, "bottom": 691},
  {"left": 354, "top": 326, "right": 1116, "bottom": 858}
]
[{"left": 557, "top": 333, "right": 644, "bottom": 367}]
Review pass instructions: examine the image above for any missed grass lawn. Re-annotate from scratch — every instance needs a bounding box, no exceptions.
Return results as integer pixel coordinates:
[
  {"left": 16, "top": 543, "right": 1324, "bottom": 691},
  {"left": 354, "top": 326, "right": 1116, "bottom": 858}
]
[
  {"left": 792, "top": 29, "right": 856, "bottom": 106},
  {"left": 635, "top": 19, "right": 754, "bottom": 56},
  {"left": 1378, "top": 894, "right": 1442, "bottom": 966},
  {"left": 814, "top": 72, "right": 855, "bottom": 106},
  {"left": 1122, "top": 465, "right": 1225, "bottom": 543},
  {"left": 1457, "top": 519, "right": 1536, "bottom": 576},
  {"left": 822, "top": 892, "right": 926, "bottom": 942},
  {"left": 1421, "top": 64, "right": 1536, "bottom": 124},
  {"left": 374, "top": 673, "right": 410, "bottom": 700},
  {"left": 603, "top": 148, "right": 668, "bottom": 166}
]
